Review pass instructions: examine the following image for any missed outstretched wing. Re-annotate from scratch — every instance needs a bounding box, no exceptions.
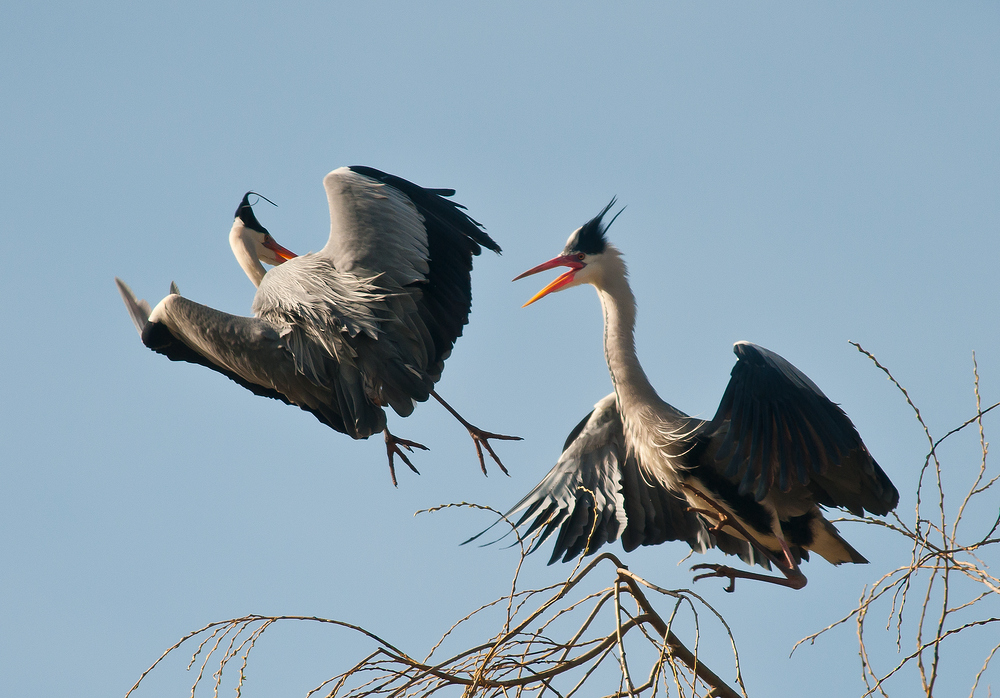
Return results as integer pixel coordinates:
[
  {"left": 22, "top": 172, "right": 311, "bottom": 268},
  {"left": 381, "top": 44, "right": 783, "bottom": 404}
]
[
  {"left": 116, "top": 279, "right": 385, "bottom": 438},
  {"left": 712, "top": 341, "right": 898, "bottom": 515},
  {"left": 473, "top": 395, "right": 716, "bottom": 564},
  {"left": 320, "top": 166, "right": 501, "bottom": 382}
]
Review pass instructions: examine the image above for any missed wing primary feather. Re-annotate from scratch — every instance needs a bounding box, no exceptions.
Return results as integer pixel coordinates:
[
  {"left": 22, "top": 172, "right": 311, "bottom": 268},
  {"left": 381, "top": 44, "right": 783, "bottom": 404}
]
[
  {"left": 346, "top": 165, "right": 501, "bottom": 253},
  {"left": 115, "top": 278, "right": 152, "bottom": 335}
]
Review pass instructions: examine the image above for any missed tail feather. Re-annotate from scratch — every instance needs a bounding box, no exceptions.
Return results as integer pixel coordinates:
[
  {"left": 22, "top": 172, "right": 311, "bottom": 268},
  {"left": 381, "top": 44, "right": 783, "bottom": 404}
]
[{"left": 809, "top": 515, "right": 868, "bottom": 565}]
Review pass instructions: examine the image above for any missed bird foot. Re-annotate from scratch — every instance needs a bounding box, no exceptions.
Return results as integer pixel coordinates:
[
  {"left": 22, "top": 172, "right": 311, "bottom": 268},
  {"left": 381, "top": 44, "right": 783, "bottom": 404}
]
[
  {"left": 691, "top": 563, "right": 740, "bottom": 593},
  {"left": 429, "top": 390, "right": 521, "bottom": 476},
  {"left": 464, "top": 424, "right": 522, "bottom": 477},
  {"left": 383, "top": 429, "right": 427, "bottom": 487},
  {"left": 681, "top": 482, "right": 808, "bottom": 592},
  {"left": 691, "top": 562, "right": 807, "bottom": 593}
]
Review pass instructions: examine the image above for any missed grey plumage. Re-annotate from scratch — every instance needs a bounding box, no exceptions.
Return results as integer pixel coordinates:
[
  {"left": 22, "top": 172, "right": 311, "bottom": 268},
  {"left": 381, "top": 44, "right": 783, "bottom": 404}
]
[
  {"left": 116, "top": 166, "right": 501, "bottom": 458},
  {"left": 500, "top": 202, "right": 898, "bottom": 589},
  {"left": 471, "top": 394, "right": 768, "bottom": 568}
]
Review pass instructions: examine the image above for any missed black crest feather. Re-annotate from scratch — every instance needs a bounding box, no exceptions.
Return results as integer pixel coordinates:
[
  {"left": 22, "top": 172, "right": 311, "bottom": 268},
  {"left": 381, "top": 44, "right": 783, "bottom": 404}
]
[
  {"left": 235, "top": 191, "right": 276, "bottom": 234},
  {"left": 566, "top": 198, "right": 622, "bottom": 255}
]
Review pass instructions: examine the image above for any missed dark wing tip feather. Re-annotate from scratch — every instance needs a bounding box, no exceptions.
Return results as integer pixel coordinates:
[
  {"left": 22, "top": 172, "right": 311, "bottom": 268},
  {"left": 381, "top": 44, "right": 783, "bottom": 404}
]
[
  {"left": 425, "top": 187, "right": 456, "bottom": 197},
  {"left": 346, "top": 165, "right": 501, "bottom": 254},
  {"left": 346, "top": 165, "right": 501, "bottom": 381}
]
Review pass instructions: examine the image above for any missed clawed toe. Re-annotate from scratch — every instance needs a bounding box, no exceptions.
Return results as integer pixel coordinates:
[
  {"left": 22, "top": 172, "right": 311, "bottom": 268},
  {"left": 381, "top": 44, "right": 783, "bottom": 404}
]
[
  {"left": 467, "top": 426, "right": 521, "bottom": 477},
  {"left": 691, "top": 563, "right": 738, "bottom": 593},
  {"left": 429, "top": 390, "right": 520, "bottom": 477},
  {"left": 690, "top": 561, "right": 806, "bottom": 592},
  {"left": 383, "top": 429, "right": 428, "bottom": 487}
]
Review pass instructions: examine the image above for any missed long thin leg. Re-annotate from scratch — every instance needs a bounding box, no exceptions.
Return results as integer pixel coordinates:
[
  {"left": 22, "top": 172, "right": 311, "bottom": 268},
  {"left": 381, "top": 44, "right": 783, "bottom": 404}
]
[
  {"left": 430, "top": 390, "right": 521, "bottom": 476},
  {"left": 682, "top": 484, "right": 807, "bottom": 592},
  {"left": 383, "top": 428, "right": 427, "bottom": 487}
]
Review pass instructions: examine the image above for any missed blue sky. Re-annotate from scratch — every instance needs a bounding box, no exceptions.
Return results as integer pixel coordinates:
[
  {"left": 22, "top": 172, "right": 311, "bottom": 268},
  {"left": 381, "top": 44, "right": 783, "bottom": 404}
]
[{"left": 3, "top": 3, "right": 999, "bottom": 696}]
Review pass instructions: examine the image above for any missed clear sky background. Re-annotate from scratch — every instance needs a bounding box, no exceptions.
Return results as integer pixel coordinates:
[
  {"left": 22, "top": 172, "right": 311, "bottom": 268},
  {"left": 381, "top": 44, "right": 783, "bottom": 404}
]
[{"left": 3, "top": 3, "right": 999, "bottom": 697}]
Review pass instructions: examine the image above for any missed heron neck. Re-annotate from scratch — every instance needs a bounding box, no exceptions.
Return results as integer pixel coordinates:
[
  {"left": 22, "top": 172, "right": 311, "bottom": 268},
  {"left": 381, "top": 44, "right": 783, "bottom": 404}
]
[
  {"left": 229, "top": 223, "right": 266, "bottom": 287},
  {"left": 593, "top": 250, "right": 662, "bottom": 415}
]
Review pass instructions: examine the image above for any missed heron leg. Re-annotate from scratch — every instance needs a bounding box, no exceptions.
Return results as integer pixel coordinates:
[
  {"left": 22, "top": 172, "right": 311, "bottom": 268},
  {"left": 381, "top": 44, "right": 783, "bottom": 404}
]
[
  {"left": 682, "top": 484, "right": 808, "bottom": 592},
  {"left": 383, "top": 428, "right": 427, "bottom": 487},
  {"left": 430, "top": 390, "right": 522, "bottom": 476},
  {"left": 690, "top": 558, "right": 807, "bottom": 592},
  {"left": 685, "top": 506, "right": 735, "bottom": 531}
]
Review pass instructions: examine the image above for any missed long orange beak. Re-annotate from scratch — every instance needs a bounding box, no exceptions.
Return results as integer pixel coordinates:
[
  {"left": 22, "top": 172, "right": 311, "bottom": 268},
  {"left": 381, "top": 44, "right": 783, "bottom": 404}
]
[
  {"left": 513, "top": 254, "right": 585, "bottom": 307},
  {"left": 263, "top": 235, "right": 297, "bottom": 263}
]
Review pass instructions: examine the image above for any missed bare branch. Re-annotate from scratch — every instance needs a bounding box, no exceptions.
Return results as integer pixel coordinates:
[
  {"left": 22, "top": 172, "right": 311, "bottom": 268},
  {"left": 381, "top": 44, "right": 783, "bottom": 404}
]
[
  {"left": 803, "top": 345, "right": 1000, "bottom": 697},
  {"left": 129, "top": 522, "right": 744, "bottom": 698}
]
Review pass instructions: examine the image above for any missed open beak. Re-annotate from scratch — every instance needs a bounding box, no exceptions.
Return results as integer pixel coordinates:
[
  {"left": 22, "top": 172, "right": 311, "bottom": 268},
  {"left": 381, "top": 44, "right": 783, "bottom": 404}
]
[
  {"left": 263, "top": 235, "right": 297, "bottom": 263},
  {"left": 513, "top": 254, "right": 585, "bottom": 307}
]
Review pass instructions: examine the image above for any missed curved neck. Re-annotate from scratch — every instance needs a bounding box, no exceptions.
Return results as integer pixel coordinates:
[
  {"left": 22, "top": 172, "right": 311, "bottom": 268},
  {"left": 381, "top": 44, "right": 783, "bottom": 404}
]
[
  {"left": 592, "top": 249, "right": 689, "bottom": 482},
  {"left": 229, "top": 222, "right": 266, "bottom": 287},
  {"left": 593, "top": 249, "right": 662, "bottom": 414}
]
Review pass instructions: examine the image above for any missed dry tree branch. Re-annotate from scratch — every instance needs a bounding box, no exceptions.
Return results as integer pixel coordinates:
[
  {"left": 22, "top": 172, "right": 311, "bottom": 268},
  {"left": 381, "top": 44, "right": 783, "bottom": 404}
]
[
  {"left": 126, "top": 345, "right": 1000, "bottom": 698},
  {"left": 127, "top": 505, "right": 746, "bottom": 698},
  {"left": 795, "top": 344, "right": 1000, "bottom": 697}
]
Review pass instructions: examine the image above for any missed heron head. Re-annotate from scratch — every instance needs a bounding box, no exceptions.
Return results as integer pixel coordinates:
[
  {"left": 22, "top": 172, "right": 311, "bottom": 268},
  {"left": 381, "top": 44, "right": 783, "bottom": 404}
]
[
  {"left": 513, "top": 198, "right": 622, "bottom": 306},
  {"left": 233, "top": 192, "right": 297, "bottom": 267}
]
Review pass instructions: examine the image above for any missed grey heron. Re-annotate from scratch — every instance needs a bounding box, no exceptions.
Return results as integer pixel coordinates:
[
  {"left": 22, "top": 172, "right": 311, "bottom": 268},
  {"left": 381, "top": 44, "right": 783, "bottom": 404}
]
[
  {"left": 486, "top": 201, "right": 898, "bottom": 590},
  {"left": 116, "top": 166, "right": 519, "bottom": 485}
]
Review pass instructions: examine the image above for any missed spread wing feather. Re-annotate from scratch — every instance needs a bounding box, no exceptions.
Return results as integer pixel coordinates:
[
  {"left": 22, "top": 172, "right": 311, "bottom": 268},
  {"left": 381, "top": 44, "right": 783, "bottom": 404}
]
[
  {"left": 712, "top": 342, "right": 898, "bottom": 516},
  {"left": 338, "top": 166, "right": 502, "bottom": 381},
  {"left": 471, "top": 394, "right": 764, "bottom": 566},
  {"left": 116, "top": 280, "right": 383, "bottom": 436},
  {"left": 116, "top": 166, "right": 500, "bottom": 445}
]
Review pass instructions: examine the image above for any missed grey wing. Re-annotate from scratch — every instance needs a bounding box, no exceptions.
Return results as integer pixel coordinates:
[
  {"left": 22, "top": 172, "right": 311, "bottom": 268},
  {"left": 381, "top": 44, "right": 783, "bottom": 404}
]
[
  {"left": 320, "top": 166, "right": 501, "bottom": 386},
  {"left": 472, "top": 395, "right": 713, "bottom": 564},
  {"left": 321, "top": 167, "right": 433, "bottom": 286},
  {"left": 712, "top": 341, "right": 899, "bottom": 515},
  {"left": 117, "top": 280, "right": 385, "bottom": 438}
]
